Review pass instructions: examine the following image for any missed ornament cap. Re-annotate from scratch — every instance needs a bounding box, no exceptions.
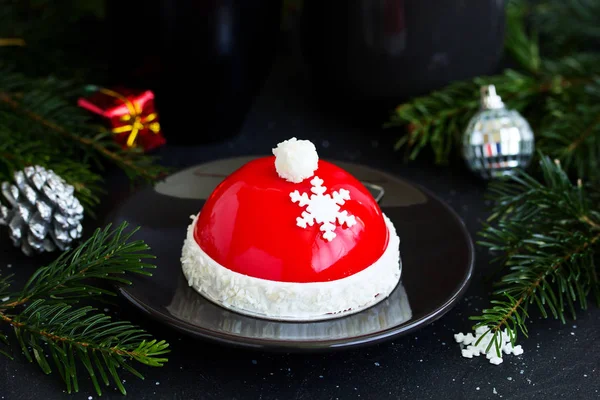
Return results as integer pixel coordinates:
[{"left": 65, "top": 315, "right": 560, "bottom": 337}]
[{"left": 480, "top": 85, "right": 505, "bottom": 110}]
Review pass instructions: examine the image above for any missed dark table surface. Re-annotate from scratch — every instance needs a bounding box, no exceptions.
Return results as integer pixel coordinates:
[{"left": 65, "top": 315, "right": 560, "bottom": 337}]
[{"left": 1, "top": 51, "right": 599, "bottom": 400}]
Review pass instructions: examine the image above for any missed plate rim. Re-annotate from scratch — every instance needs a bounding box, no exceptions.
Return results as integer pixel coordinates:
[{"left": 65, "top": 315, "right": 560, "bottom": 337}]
[{"left": 112, "top": 159, "right": 475, "bottom": 352}]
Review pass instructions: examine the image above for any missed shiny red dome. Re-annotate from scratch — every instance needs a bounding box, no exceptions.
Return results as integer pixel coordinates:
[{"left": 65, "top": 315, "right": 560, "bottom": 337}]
[{"left": 194, "top": 157, "right": 389, "bottom": 283}]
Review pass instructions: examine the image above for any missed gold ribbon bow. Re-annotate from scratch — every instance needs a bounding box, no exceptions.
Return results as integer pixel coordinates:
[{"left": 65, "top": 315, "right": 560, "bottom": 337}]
[{"left": 97, "top": 88, "right": 161, "bottom": 147}]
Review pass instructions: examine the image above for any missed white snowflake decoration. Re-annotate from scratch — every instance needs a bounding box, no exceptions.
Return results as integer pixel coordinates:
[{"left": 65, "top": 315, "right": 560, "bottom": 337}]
[{"left": 290, "top": 176, "right": 357, "bottom": 241}]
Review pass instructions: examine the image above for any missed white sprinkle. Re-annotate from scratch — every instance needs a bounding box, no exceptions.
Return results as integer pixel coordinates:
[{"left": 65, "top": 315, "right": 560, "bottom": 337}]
[
  {"left": 571, "top": 332, "right": 575, "bottom": 336},
  {"left": 462, "top": 349, "right": 474, "bottom": 358},
  {"left": 490, "top": 357, "right": 503, "bottom": 365},
  {"left": 104, "top": 308, "right": 109, "bottom": 312},
  {"left": 476, "top": 387, "right": 480, "bottom": 391},
  {"left": 493, "top": 388, "right": 498, "bottom": 395},
  {"left": 374, "top": 362, "right": 380, "bottom": 367},
  {"left": 156, "top": 382, "right": 160, "bottom": 385},
  {"left": 1, "top": 297, "right": 8, "bottom": 302},
  {"left": 507, "top": 377, "right": 512, "bottom": 381},
  {"left": 88, "top": 397, "right": 93, "bottom": 400},
  {"left": 7, "top": 264, "right": 11, "bottom": 268},
  {"left": 520, "top": 370, "right": 524, "bottom": 374},
  {"left": 572, "top": 325, "right": 577, "bottom": 329},
  {"left": 463, "top": 333, "right": 475, "bottom": 345},
  {"left": 584, "top": 374, "right": 588, "bottom": 377}
]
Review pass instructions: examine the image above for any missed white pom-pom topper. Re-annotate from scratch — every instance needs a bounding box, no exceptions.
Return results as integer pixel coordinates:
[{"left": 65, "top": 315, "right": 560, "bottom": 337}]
[{"left": 272, "top": 137, "right": 319, "bottom": 183}]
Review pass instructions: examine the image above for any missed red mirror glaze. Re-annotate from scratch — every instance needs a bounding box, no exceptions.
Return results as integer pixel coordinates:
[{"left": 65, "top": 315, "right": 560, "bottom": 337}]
[{"left": 194, "top": 157, "right": 389, "bottom": 283}]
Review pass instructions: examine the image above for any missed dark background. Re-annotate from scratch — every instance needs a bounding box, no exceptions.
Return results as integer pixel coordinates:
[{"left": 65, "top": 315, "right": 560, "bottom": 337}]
[
  {"left": 2, "top": 49, "right": 599, "bottom": 399},
  {"left": 1, "top": 0, "right": 599, "bottom": 399}
]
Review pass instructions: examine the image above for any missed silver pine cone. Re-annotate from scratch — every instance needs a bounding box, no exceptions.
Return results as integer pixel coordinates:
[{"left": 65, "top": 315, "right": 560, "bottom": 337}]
[{"left": 0, "top": 166, "right": 84, "bottom": 256}]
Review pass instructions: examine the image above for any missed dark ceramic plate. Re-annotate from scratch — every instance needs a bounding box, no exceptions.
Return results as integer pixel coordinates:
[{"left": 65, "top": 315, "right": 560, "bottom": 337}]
[{"left": 106, "top": 157, "right": 474, "bottom": 351}]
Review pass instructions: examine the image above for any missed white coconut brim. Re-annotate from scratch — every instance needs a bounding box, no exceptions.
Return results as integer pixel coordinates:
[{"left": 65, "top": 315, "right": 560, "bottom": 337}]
[{"left": 180, "top": 213, "right": 402, "bottom": 322}]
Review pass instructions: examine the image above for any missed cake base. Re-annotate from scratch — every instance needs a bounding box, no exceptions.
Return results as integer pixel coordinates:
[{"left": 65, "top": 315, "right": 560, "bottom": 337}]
[{"left": 180, "top": 213, "right": 402, "bottom": 322}]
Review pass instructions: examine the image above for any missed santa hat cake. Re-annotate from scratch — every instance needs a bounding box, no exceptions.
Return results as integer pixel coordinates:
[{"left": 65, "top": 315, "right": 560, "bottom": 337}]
[{"left": 181, "top": 138, "right": 402, "bottom": 321}]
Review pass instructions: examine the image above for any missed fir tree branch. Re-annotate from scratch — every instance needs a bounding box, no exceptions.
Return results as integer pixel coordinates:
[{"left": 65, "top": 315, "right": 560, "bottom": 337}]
[
  {"left": 472, "top": 155, "right": 600, "bottom": 355},
  {"left": 0, "top": 222, "right": 155, "bottom": 308},
  {"left": 566, "top": 114, "right": 600, "bottom": 153},
  {"left": 532, "top": 0, "right": 600, "bottom": 56},
  {"left": 0, "top": 329, "right": 10, "bottom": 359},
  {"left": 0, "top": 273, "right": 12, "bottom": 359},
  {"left": 0, "top": 273, "right": 12, "bottom": 297},
  {"left": 538, "top": 93, "right": 600, "bottom": 180},
  {"left": 0, "top": 300, "right": 169, "bottom": 395},
  {"left": 505, "top": 0, "right": 541, "bottom": 74}
]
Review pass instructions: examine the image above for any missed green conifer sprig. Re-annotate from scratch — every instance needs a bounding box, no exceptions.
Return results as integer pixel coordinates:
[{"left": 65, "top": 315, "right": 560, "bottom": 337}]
[
  {"left": 0, "top": 222, "right": 169, "bottom": 395},
  {"left": 472, "top": 155, "right": 600, "bottom": 355}
]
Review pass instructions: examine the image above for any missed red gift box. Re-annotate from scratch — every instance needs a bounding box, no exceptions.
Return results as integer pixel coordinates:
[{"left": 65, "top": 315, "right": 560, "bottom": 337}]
[{"left": 78, "top": 87, "right": 166, "bottom": 152}]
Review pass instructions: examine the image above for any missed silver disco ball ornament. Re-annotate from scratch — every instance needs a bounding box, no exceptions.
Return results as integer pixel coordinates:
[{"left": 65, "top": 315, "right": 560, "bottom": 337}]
[{"left": 462, "top": 85, "right": 535, "bottom": 179}]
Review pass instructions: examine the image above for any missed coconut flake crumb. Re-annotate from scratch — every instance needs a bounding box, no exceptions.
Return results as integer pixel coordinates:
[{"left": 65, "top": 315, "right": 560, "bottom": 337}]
[
  {"left": 272, "top": 138, "right": 319, "bottom": 183},
  {"left": 455, "top": 326, "right": 524, "bottom": 365},
  {"left": 1, "top": 297, "right": 9, "bottom": 302}
]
